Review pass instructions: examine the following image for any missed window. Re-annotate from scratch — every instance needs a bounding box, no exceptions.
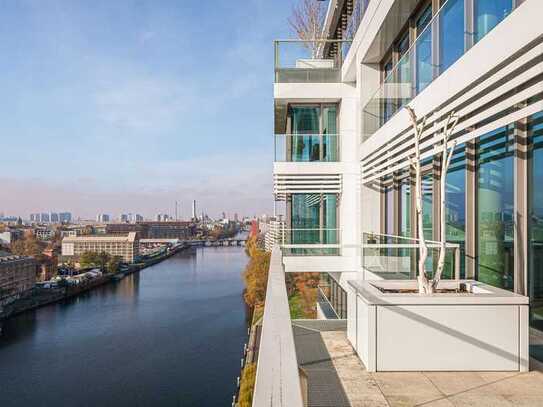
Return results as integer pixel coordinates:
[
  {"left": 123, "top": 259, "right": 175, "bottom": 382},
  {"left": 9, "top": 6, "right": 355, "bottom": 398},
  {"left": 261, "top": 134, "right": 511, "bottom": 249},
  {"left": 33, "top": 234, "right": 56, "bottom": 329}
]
[
  {"left": 288, "top": 104, "right": 338, "bottom": 162},
  {"left": 477, "top": 126, "right": 515, "bottom": 290},
  {"left": 439, "top": 0, "right": 465, "bottom": 72},
  {"left": 445, "top": 144, "right": 467, "bottom": 277},
  {"left": 415, "top": 4, "right": 433, "bottom": 93},
  {"left": 475, "top": 0, "right": 512, "bottom": 43}
]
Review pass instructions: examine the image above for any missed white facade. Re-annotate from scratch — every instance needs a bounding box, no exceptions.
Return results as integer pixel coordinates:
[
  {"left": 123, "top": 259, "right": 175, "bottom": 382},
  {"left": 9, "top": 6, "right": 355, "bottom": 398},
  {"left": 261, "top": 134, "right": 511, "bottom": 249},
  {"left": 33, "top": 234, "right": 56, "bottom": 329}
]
[{"left": 269, "top": 0, "right": 542, "bottom": 374}]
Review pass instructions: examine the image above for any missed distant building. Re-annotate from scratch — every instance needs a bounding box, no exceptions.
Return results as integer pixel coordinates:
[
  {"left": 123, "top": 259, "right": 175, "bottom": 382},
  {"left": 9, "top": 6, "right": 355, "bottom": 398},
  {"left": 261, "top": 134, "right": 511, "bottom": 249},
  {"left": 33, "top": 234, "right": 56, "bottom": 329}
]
[
  {"left": 96, "top": 214, "right": 110, "bottom": 223},
  {"left": 120, "top": 214, "right": 129, "bottom": 223},
  {"left": 58, "top": 212, "right": 72, "bottom": 223},
  {"left": 139, "top": 221, "right": 194, "bottom": 240},
  {"left": 0, "top": 229, "right": 23, "bottom": 246},
  {"left": 61, "top": 232, "right": 139, "bottom": 264},
  {"left": 40, "top": 213, "right": 50, "bottom": 223},
  {"left": 35, "top": 228, "right": 54, "bottom": 241},
  {"left": 0, "top": 255, "right": 37, "bottom": 306},
  {"left": 105, "top": 223, "right": 148, "bottom": 238},
  {"left": 135, "top": 214, "right": 144, "bottom": 222},
  {"left": 50, "top": 213, "right": 59, "bottom": 223}
]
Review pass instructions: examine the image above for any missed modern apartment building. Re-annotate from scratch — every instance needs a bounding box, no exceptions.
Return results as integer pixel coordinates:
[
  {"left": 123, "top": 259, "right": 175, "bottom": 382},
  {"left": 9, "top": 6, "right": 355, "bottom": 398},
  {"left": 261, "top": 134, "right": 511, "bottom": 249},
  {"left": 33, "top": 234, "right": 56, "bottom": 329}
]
[
  {"left": 257, "top": 0, "right": 543, "bottom": 404},
  {"left": 61, "top": 232, "right": 139, "bottom": 263}
]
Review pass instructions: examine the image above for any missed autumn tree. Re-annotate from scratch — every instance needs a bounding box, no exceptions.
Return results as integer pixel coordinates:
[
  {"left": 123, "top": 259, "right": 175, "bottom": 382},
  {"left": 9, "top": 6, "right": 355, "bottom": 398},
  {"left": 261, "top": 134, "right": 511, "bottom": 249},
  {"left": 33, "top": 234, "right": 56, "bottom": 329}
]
[{"left": 242, "top": 236, "right": 270, "bottom": 308}]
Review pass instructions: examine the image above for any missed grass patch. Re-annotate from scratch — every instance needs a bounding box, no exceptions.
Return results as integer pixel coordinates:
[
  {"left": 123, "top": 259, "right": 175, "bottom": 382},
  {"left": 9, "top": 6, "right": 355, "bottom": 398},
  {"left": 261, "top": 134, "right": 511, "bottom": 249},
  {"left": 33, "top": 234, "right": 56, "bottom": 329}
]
[{"left": 237, "top": 362, "right": 256, "bottom": 407}]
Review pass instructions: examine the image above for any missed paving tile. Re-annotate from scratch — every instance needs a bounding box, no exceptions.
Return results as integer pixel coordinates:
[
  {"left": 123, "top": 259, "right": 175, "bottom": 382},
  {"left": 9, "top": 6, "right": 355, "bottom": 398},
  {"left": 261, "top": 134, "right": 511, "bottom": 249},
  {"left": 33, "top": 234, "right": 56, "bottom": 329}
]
[
  {"left": 484, "top": 371, "right": 543, "bottom": 397},
  {"left": 447, "top": 392, "right": 512, "bottom": 407},
  {"left": 423, "top": 372, "right": 487, "bottom": 396},
  {"left": 372, "top": 372, "right": 443, "bottom": 406},
  {"left": 421, "top": 399, "right": 455, "bottom": 407}
]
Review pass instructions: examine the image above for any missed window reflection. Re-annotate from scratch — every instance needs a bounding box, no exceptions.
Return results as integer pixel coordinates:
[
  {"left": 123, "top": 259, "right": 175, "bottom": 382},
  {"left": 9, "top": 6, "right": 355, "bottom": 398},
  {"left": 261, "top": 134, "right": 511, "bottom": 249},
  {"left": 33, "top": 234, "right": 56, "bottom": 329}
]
[{"left": 477, "top": 127, "right": 515, "bottom": 290}]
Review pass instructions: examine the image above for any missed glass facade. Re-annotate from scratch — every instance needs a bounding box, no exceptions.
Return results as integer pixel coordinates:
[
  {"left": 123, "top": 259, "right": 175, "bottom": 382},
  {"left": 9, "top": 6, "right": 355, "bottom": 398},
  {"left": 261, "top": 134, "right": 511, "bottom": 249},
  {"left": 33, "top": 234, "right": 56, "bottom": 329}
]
[
  {"left": 477, "top": 127, "right": 515, "bottom": 290},
  {"left": 415, "top": 4, "right": 433, "bottom": 94},
  {"left": 445, "top": 144, "right": 466, "bottom": 277},
  {"left": 475, "top": 0, "right": 512, "bottom": 43},
  {"left": 363, "top": 0, "right": 516, "bottom": 140},
  {"left": 529, "top": 112, "right": 543, "bottom": 332},
  {"left": 385, "top": 185, "right": 395, "bottom": 235}
]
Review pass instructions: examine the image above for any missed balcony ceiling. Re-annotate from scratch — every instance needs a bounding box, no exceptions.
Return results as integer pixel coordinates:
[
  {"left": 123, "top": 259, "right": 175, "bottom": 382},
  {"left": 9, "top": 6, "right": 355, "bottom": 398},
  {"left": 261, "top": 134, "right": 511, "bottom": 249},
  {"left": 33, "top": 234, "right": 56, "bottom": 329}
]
[{"left": 362, "top": 0, "right": 419, "bottom": 64}]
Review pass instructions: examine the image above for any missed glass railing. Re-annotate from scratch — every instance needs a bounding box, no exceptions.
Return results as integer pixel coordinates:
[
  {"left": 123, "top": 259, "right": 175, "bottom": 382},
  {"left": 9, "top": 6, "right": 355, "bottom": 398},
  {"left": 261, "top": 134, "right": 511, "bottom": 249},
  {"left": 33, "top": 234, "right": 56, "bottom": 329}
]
[
  {"left": 274, "top": 134, "right": 339, "bottom": 162},
  {"left": 361, "top": 232, "right": 461, "bottom": 280},
  {"left": 274, "top": 39, "right": 352, "bottom": 83},
  {"left": 361, "top": 0, "right": 514, "bottom": 142},
  {"left": 279, "top": 228, "right": 340, "bottom": 256}
]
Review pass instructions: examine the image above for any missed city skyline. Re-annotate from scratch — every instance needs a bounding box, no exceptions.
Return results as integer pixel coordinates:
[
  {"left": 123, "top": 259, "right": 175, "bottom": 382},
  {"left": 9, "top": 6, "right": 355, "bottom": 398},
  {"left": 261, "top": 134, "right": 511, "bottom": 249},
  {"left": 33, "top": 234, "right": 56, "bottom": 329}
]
[{"left": 1, "top": 0, "right": 294, "bottom": 218}]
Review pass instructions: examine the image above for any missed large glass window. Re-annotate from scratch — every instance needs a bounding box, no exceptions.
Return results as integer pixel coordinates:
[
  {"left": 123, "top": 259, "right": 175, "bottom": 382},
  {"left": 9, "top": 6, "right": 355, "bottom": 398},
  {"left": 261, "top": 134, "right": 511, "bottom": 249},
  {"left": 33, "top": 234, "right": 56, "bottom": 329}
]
[
  {"left": 422, "top": 172, "right": 433, "bottom": 240},
  {"left": 415, "top": 4, "right": 433, "bottom": 94},
  {"left": 290, "top": 193, "right": 338, "bottom": 255},
  {"left": 439, "top": 0, "right": 464, "bottom": 72},
  {"left": 289, "top": 105, "right": 338, "bottom": 162},
  {"left": 475, "top": 0, "right": 512, "bottom": 43},
  {"left": 477, "top": 127, "right": 515, "bottom": 290},
  {"left": 445, "top": 144, "right": 466, "bottom": 277},
  {"left": 529, "top": 112, "right": 543, "bottom": 332}
]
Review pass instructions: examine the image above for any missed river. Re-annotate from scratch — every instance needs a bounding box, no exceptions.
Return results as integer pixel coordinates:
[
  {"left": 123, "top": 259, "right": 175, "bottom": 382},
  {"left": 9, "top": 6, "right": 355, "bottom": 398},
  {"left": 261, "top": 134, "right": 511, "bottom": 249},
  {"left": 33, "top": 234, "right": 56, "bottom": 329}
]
[{"left": 0, "top": 246, "right": 249, "bottom": 407}]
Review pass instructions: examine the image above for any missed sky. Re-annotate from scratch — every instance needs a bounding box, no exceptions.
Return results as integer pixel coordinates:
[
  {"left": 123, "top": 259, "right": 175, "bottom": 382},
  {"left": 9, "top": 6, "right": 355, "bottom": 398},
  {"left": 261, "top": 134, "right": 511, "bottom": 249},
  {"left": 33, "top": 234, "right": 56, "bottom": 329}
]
[{"left": 0, "top": 0, "right": 296, "bottom": 220}]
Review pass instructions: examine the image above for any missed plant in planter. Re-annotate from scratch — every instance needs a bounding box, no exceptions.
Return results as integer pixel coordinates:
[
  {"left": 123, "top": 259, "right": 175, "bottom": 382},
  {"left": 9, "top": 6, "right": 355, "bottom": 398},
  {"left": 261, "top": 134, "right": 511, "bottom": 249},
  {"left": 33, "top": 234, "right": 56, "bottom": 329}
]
[{"left": 405, "top": 107, "right": 459, "bottom": 294}]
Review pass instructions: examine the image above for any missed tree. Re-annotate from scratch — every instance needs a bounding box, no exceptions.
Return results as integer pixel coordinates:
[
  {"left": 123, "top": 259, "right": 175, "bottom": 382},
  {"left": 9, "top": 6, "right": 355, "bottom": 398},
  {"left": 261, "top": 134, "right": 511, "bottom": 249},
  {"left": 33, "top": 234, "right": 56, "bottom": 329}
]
[
  {"left": 288, "top": 0, "right": 327, "bottom": 57},
  {"left": 242, "top": 236, "right": 270, "bottom": 308},
  {"left": 79, "top": 251, "right": 100, "bottom": 269},
  {"left": 406, "top": 106, "right": 458, "bottom": 294},
  {"left": 107, "top": 256, "right": 122, "bottom": 274}
]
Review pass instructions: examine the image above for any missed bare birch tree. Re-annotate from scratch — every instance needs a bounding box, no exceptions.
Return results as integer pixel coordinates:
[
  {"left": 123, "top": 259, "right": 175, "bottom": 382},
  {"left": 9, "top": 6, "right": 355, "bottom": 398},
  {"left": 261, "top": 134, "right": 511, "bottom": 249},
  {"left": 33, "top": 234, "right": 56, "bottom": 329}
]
[
  {"left": 288, "top": 0, "right": 326, "bottom": 58},
  {"left": 406, "top": 107, "right": 430, "bottom": 294},
  {"left": 432, "top": 113, "right": 459, "bottom": 290},
  {"left": 406, "top": 107, "right": 459, "bottom": 294}
]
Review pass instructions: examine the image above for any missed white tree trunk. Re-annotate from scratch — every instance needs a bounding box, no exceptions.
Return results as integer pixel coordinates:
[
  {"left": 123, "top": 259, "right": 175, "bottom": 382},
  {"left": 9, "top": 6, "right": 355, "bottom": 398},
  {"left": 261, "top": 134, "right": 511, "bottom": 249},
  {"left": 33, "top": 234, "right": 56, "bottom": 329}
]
[
  {"left": 406, "top": 107, "right": 430, "bottom": 294},
  {"left": 432, "top": 114, "right": 459, "bottom": 291}
]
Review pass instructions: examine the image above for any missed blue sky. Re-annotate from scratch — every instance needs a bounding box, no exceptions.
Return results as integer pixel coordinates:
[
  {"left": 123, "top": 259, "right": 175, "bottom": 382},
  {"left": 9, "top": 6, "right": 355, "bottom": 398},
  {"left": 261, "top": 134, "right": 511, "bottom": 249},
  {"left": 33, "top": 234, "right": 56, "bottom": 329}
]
[{"left": 1, "top": 0, "right": 295, "bottom": 219}]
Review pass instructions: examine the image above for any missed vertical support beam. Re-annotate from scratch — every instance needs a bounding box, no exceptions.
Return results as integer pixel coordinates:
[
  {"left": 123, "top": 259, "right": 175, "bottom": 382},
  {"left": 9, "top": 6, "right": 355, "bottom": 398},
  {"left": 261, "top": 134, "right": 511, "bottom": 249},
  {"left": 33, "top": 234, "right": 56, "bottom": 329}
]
[
  {"left": 455, "top": 247, "right": 461, "bottom": 280},
  {"left": 514, "top": 118, "right": 529, "bottom": 295},
  {"left": 465, "top": 141, "right": 477, "bottom": 279}
]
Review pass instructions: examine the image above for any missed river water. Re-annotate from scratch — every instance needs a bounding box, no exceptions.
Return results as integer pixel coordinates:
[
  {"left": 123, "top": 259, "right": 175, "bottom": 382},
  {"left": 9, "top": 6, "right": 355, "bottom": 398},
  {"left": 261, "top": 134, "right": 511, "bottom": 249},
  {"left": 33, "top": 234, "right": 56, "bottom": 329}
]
[{"left": 0, "top": 246, "right": 248, "bottom": 407}]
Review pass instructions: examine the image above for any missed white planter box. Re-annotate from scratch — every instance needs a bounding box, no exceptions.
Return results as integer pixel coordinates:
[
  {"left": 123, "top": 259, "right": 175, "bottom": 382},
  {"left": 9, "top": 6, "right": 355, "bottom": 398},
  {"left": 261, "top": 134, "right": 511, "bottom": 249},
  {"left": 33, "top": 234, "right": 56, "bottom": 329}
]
[{"left": 347, "top": 280, "right": 530, "bottom": 372}]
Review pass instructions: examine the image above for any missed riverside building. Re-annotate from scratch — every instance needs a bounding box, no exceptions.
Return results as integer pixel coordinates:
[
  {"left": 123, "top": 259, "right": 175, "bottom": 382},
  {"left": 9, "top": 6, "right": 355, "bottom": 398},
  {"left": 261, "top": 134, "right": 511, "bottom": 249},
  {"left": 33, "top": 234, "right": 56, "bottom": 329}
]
[
  {"left": 61, "top": 232, "right": 139, "bottom": 263},
  {"left": 256, "top": 0, "right": 543, "bottom": 405},
  {"left": 0, "top": 255, "right": 37, "bottom": 307}
]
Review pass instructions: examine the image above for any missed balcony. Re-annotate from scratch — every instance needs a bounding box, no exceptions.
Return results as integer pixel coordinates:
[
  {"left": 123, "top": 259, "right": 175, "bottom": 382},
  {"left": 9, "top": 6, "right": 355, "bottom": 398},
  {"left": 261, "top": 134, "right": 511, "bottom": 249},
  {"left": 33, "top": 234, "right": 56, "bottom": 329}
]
[
  {"left": 274, "top": 39, "right": 351, "bottom": 83},
  {"left": 361, "top": 0, "right": 517, "bottom": 142},
  {"left": 265, "top": 223, "right": 340, "bottom": 256},
  {"left": 274, "top": 134, "right": 339, "bottom": 162}
]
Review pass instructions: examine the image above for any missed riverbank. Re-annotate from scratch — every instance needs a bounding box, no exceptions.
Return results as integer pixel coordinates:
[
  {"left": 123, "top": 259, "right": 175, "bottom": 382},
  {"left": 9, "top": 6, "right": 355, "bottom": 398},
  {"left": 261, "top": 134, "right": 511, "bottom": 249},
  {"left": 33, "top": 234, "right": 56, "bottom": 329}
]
[{"left": 0, "top": 243, "right": 190, "bottom": 322}]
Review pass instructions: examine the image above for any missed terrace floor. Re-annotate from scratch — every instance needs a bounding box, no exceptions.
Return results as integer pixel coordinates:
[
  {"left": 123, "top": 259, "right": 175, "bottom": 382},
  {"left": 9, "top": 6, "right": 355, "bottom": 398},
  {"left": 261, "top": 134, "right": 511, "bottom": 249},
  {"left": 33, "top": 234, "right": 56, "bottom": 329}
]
[{"left": 292, "top": 320, "right": 543, "bottom": 407}]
